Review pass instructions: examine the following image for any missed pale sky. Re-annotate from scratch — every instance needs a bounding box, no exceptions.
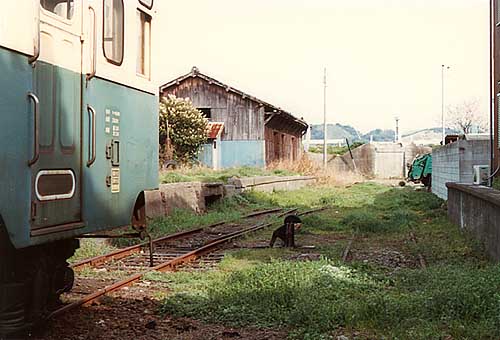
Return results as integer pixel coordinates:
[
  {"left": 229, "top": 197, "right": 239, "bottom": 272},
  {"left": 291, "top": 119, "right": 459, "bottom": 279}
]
[{"left": 154, "top": 0, "right": 490, "bottom": 134}]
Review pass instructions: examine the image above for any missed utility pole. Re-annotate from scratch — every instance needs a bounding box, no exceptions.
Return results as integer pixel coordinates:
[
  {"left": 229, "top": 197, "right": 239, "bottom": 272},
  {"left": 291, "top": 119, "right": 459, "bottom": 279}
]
[
  {"left": 323, "top": 68, "right": 327, "bottom": 168},
  {"left": 441, "top": 65, "right": 450, "bottom": 145},
  {"left": 395, "top": 117, "right": 400, "bottom": 143}
]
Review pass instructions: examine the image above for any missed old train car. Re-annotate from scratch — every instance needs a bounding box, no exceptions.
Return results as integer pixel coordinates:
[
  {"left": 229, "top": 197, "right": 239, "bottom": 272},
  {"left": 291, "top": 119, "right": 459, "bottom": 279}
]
[{"left": 0, "top": 0, "right": 158, "bottom": 334}]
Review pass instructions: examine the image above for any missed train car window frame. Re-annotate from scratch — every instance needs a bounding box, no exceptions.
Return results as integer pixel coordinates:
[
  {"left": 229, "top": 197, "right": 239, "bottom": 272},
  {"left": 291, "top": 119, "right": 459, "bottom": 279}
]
[
  {"left": 35, "top": 170, "right": 76, "bottom": 202},
  {"left": 136, "top": 10, "right": 152, "bottom": 79},
  {"left": 41, "top": 0, "right": 76, "bottom": 21},
  {"left": 497, "top": 0, "right": 500, "bottom": 26},
  {"left": 139, "top": 0, "right": 153, "bottom": 10},
  {"left": 103, "top": 0, "right": 125, "bottom": 66}
]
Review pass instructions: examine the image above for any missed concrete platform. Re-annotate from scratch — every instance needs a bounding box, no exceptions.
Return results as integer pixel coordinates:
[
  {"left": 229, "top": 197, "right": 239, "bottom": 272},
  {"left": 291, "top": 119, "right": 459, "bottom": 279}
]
[
  {"left": 145, "top": 182, "right": 224, "bottom": 219},
  {"left": 228, "top": 176, "right": 316, "bottom": 193},
  {"left": 145, "top": 176, "right": 317, "bottom": 220}
]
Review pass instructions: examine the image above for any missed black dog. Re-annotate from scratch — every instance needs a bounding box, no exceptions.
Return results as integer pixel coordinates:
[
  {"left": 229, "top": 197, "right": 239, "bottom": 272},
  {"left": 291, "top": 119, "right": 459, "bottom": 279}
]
[{"left": 270, "top": 215, "right": 302, "bottom": 248}]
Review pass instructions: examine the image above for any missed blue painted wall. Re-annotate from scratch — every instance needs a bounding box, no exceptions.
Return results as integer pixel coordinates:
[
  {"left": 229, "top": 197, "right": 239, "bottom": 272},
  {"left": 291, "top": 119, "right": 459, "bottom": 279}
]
[
  {"left": 199, "top": 143, "right": 213, "bottom": 168},
  {"left": 219, "top": 140, "right": 265, "bottom": 168}
]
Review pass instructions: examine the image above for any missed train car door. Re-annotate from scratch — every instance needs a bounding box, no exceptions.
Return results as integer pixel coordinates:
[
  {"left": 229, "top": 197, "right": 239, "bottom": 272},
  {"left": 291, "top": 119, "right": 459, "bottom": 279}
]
[{"left": 30, "top": 0, "right": 83, "bottom": 233}]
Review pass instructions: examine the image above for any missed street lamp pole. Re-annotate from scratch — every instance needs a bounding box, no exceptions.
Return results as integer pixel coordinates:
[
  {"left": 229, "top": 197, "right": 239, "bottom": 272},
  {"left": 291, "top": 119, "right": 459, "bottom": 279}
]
[
  {"left": 441, "top": 65, "right": 450, "bottom": 145},
  {"left": 395, "top": 116, "right": 400, "bottom": 143},
  {"left": 323, "top": 68, "right": 327, "bottom": 168}
]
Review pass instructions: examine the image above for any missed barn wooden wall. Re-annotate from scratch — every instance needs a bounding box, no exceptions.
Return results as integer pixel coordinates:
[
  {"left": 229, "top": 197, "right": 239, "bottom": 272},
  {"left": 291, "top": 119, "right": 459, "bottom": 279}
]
[
  {"left": 265, "top": 127, "right": 303, "bottom": 164},
  {"left": 163, "top": 78, "right": 265, "bottom": 141}
]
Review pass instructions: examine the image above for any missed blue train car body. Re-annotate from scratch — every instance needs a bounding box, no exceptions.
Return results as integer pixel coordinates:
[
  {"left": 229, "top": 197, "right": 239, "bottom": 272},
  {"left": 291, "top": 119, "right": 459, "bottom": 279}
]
[{"left": 0, "top": 0, "right": 158, "bottom": 334}]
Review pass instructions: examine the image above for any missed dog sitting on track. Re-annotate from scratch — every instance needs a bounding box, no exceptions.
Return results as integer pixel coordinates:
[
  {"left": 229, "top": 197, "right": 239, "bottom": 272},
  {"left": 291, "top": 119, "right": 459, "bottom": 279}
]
[{"left": 269, "top": 215, "right": 302, "bottom": 248}]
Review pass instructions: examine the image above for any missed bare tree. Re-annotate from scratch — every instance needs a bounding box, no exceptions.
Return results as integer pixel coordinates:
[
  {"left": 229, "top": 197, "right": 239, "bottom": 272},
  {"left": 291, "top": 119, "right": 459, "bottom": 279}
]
[{"left": 446, "top": 99, "right": 487, "bottom": 134}]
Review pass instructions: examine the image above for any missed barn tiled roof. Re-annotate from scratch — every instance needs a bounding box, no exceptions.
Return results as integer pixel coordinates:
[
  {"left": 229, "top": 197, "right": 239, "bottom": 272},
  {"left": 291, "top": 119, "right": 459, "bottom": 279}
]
[{"left": 160, "top": 67, "right": 308, "bottom": 132}]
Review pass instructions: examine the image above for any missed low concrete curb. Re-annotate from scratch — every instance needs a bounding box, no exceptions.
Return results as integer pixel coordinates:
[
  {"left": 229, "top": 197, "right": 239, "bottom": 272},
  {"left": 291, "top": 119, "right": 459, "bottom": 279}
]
[
  {"left": 145, "top": 176, "right": 317, "bottom": 220},
  {"left": 145, "top": 182, "right": 224, "bottom": 219},
  {"left": 228, "top": 176, "right": 317, "bottom": 193}
]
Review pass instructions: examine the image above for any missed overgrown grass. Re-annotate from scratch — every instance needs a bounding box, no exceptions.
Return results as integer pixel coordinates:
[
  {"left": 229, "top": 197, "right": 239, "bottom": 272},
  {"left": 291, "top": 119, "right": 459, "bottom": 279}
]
[
  {"left": 161, "top": 259, "right": 500, "bottom": 339},
  {"left": 244, "top": 182, "right": 390, "bottom": 210},
  {"left": 160, "top": 166, "right": 300, "bottom": 184},
  {"left": 70, "top": 239, "right": 117, "bottom": 263},
  {"left": 309, "top": 142, "right": 365, "bottom": 155},
  {"left": 157, "top": 183, "right": 498, "bottom": 339}
]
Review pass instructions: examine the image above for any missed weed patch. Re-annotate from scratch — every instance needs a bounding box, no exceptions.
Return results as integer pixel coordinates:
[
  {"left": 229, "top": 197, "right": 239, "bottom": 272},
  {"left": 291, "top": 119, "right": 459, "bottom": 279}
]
[
  {"left": 160, "top": 166, "right": 299, "bottom": 184},
  {"left": 70, "top": 239, "right": 117, "bottom": 263},
  {"left": 161, "top": 260, "right": 500, "bottom": 339},
  {"left": 156, "top": 184, "right": 500, "bottom": 338}
]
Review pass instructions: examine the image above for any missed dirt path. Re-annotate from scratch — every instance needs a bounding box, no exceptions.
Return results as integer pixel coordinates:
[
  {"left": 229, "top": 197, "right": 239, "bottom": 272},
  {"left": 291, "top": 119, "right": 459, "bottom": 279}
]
[{"left": 35, "top": 296, "right": 286, "bottom": 340}]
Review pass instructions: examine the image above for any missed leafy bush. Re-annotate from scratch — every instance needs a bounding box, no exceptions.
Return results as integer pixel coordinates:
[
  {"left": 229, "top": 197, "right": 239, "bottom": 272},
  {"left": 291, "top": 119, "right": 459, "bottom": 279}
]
[{"left": 159, "top": 95, "right": 208, "bottom": 163}]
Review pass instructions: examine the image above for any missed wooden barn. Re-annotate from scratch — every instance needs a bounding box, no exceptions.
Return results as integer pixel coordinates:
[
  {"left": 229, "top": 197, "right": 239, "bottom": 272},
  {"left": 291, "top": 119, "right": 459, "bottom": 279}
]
[{"left": 160, "top": 67, "right": 308, "bottom": 169}]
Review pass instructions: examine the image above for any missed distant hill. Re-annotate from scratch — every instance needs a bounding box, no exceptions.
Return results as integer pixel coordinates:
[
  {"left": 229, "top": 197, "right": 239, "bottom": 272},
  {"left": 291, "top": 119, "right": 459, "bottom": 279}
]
[
  {"left": 310, "top": 124, "right": 395, "bottom": 142},
  {"left": 310, "top": 123, "right": 360, "bottom": 141},
  {"left": 402, "top": 127, "right": 460, "bottom": 145},
  {"left": 402, "top": 127, "right": 459, "bottom": 138},
  {"left": 310, "top": 124, "right": 462, "bottom": 145},
  {"left": 362, "top": 129, "right": 395, "bottom": 142}
]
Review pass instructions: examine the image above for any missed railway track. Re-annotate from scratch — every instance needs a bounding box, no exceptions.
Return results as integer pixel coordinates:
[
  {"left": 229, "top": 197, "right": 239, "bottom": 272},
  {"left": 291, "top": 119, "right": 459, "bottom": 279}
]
[
  {"left": 50, "top": 207, "right": 323, "bottom": 319},
  {"left": 341, "top": 229, "right": 427, "bottom": 269},
  {"left": 70, "top": 208, "right": 283, "bottom": 270}
]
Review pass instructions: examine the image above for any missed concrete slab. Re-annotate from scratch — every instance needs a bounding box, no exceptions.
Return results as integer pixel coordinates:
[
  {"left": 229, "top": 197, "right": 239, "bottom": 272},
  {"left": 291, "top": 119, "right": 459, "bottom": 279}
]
[
  {"left": 228, "top": 176, "right": 316, "bottom": 192},
  {"left": 145, "top": 176, "right": 316, "bottom": 220},
  {"left": 145, "top": 182, "right": 224, "bottom": 219}
]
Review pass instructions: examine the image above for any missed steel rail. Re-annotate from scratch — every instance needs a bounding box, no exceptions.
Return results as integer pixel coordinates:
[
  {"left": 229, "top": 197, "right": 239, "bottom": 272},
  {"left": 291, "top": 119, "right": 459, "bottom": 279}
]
[
  {"left": 297, "top": 207, "right": 328, "bottom": 217},
  {"left": 278, "top": 208, "right": 298, "bottom": 217},
  {"left": 71, "top": 208, "right": 283, "bottom": 270},
  {"left": 52, "top": 207, "right": 324, "bottom": 319},
  {"left": 70, "top": 228, "right": 204, "bottom": 269},
  {"left": 49, "top": 221, "right": 274, "bottom": 319},
  {"left": 243, "top": 208, "right": 282, "bottom": 218},
  {"left": 341, "top": 237, "right": 355, "bottom": 262},
  {"left": 409, "top": 231, "right": 427, "bottom": 269}
]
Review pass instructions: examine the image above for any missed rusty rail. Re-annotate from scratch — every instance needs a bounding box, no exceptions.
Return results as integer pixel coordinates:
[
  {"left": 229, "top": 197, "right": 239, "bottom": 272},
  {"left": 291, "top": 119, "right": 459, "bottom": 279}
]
[
  {"left": 297, "top": 207, "right": 328, "bottom": 217},
  {"left": 341, "top": 237, "right": 355, "bottom": 262},
  {"left": 243, "top": 208, "right": 282, "bottom": 218},
  {"left": 71, "top": 208, "right": 282, "bottom": 270},
  {"left": 49, "top": 221, "right": 273, "bottom": 319},
  {"left": 409, "top": 231, "right": 427, "bottom": 269},
  {"left": 52, "top": 207, "right": 326, "bottom": 319},
  {"left": 70, "top": 228, "right": 204, "bottom": 269}
]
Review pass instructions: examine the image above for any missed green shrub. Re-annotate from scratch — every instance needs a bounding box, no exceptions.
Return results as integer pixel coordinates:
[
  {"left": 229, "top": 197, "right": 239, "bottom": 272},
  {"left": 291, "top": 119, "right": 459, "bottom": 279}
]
[{"left": 159, "top": 95, "right": 208, "bottom": 163}]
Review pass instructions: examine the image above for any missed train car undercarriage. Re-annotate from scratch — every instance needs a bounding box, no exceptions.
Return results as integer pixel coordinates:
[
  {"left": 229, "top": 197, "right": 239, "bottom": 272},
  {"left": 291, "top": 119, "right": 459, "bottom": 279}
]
[{"left": 0, "top": 226, "right": 78, "bottom": 336}]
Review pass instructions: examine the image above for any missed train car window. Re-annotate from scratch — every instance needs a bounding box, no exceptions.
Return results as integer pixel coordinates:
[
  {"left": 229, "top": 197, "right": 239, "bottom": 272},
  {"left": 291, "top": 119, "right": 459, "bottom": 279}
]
[
  {"left": 139, "top": 0, "right": 153, "bottom": 9},
  {"left": 497, "top": 0, "right": 500, "bottom": 26},
  {"left": 103, "top": 0, "right": 124, "bottom": 65},
  {"left": 41, "top": 0, "right": 75, "bottom": 20},
  {"left": 137, "top": 11, "right": 151, "bottom": 78}
]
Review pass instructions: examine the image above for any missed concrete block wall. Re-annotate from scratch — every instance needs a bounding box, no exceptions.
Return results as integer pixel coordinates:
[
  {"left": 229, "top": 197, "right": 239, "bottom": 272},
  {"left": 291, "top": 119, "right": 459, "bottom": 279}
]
[
  {"left": 432, "top": 140, "right": 490, "bottom": 200},
  {"left": 315, "top": 142, "right": 427, "bottom": 179},
  {"left": 373, "top": 144, "right": 405, "bottom": 178},
  {"left": 432, "top": 143, "right": 460, "bottom": 200},
  {"left": 447, "top": 183, "right": 500, "bottom": 261}
]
